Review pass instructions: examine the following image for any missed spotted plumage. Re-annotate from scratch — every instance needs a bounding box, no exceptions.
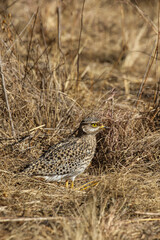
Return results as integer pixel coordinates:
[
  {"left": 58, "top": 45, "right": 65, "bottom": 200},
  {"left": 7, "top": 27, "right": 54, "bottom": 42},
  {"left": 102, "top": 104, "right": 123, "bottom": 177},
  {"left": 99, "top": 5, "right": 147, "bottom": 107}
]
[{"left": 22, "top": 117, "right": 106, "bottom": 188}]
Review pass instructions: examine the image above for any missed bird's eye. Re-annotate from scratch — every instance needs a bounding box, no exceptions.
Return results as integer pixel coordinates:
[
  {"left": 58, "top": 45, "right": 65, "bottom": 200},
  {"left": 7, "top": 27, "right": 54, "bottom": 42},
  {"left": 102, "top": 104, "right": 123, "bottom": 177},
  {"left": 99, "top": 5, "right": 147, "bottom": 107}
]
[{"left": 91, "top": 123, "right": 97, "bottom": 128}]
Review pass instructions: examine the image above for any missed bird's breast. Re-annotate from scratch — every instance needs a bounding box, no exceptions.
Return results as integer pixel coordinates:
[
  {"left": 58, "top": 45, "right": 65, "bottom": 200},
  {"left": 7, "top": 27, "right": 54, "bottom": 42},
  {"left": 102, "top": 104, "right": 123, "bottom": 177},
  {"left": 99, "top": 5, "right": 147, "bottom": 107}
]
[{"left": 83, "top": 135, "right": 97, "bottom": 152}]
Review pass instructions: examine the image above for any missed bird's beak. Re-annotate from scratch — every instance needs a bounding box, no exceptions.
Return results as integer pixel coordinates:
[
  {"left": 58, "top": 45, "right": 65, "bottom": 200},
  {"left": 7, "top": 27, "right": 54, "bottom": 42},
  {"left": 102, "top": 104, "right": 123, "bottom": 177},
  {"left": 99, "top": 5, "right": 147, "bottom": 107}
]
[{"left": 99, "top": 125, "right": 109, "bottom": 129}]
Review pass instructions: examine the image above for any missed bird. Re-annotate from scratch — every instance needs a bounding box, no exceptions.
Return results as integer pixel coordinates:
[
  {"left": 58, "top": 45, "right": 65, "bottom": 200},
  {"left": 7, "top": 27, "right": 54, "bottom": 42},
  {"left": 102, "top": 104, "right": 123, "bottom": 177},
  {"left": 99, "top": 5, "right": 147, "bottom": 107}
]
[{"left": 21, "top": 116, "right": 106, "bottom": 188}]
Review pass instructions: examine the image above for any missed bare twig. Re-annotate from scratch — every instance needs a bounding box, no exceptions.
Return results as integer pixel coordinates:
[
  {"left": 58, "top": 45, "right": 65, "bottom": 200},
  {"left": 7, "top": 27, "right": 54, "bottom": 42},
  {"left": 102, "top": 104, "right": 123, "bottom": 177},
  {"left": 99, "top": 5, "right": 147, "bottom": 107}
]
[
  {"left": 23, "top": 7, "right": 39, "bottom": 81},
  {"left": 6, "top": 13, "right": 35, "bottom": 55},
  {"left": 136, "top": 39, "right": 157, "bottom": 106},
  {"left": 22, "top": 124, "right": 45, "bottom": 135},
  {"left": 135, "top": 211, "right": 160, "bottom": 216},
  {"left": 0, "top": 0, "right": 18, "bottom": 14},
  {"left": 0, "top": 216, "right": 64, "bottom": 223},
  {"left": 57, "top": 0, "right": 64, "bottom": 56},
  {"left": 127, "top": 0, "right": 158, "bottom": 34},
  {"left": 134, "top": 0, "right": 159, "bottom": 107},
  {"left": 125, "top": 218, "right": 160, "bottom": 223},
  {"left": 0, "top": 56, "right": 16, "bottom": 138},
  {"left": 154, "top": 0, "right": 160, "bottom": 109},
  {"left": 76, "top": 0, "right": 85, "bottom": 88}
]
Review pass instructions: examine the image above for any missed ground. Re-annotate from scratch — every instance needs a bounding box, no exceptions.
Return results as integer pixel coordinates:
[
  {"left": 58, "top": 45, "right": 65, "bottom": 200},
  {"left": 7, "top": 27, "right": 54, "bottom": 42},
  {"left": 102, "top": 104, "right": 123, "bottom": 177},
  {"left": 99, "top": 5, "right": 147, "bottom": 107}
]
[{"left": 0, "top": 0, "right": 160, "bottom": 239}]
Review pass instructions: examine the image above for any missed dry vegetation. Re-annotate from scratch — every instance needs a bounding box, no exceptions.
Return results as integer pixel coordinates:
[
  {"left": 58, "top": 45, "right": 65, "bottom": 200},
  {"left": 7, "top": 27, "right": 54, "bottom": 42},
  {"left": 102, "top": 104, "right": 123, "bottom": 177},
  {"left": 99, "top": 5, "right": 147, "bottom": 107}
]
[{"left": 0, "top": 0, "right": 160, "bottom": 239}]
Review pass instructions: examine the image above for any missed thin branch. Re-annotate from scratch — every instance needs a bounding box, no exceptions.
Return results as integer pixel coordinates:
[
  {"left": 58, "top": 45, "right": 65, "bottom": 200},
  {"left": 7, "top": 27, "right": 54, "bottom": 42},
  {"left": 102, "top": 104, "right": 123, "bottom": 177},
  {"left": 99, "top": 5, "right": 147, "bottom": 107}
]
[
  {"left": 6, "top": 12, "right": 35, "bottom": 55},
  {"left": 0, "top": 0, "right": 18, "bottom": 14},
  {"left": 22, "top": 124, "right": 45, "bottom": 135},
  {"left": 136, "top": 39, "right": 157, "bottom": 106},
  {"left": 57, "top": 0, "right": 64, "bottom": 56},
  {"left": 135, "top": 211, "right": 160, "bottom": 216},
  {"left": 127, "top": 0, "right": 158, "bottom": 34},
  {"left": 125, "top": 218, "right": 160, "bottom": 223},
  {"left": 154, "top": 0, "right": 160, "bottom": 108},
  {"left": 0, "top": 216, "right": 64, "bottom": 223},
  {"left": 0, "top": 56, "right": 16, "bottom": 138},
  {"left": 76, "top": 0, "right": 85, "bottom": 88},
  {"left": 23, "top": 7, "right": 39, "bottom": 81}
]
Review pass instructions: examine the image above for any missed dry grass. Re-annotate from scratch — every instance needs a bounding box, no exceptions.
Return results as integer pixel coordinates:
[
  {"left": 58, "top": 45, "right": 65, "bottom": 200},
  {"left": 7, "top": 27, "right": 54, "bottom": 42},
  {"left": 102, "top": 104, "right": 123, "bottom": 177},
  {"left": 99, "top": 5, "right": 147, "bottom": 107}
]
[{"left": 0, "top": 0, "right": 160, "bottom": 239}]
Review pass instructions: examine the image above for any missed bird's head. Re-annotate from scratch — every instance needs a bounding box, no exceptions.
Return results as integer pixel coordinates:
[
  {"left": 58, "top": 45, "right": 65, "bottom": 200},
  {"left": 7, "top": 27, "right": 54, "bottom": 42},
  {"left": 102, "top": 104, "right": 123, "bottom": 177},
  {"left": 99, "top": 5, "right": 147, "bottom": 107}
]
[{"left": 78, "top": 117, "right": 107, "bottom": 136}]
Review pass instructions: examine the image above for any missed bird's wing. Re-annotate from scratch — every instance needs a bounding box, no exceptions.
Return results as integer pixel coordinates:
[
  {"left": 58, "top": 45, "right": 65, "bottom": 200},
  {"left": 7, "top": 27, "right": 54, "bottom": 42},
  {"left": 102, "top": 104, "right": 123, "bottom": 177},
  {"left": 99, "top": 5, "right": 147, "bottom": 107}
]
[
  {"left": 39, "top": 136, "right": 80, "bottom": 161},
  {"left": 23, "top": 136, "right": 85, "bottom": 176}
]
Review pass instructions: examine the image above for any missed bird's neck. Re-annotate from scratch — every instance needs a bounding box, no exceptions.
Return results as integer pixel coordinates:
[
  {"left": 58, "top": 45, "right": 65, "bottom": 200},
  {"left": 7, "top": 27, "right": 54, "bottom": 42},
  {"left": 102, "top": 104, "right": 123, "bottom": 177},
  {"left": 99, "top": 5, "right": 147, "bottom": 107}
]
[
  {"left": 76, "top": 128, "right": 86, "bottom": 137},
  {"left": 83, "top": 134, "right": 97, "bottom": 150},
  {"left": 77, "top": 129, "right": 96, "bottom": 141}
]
